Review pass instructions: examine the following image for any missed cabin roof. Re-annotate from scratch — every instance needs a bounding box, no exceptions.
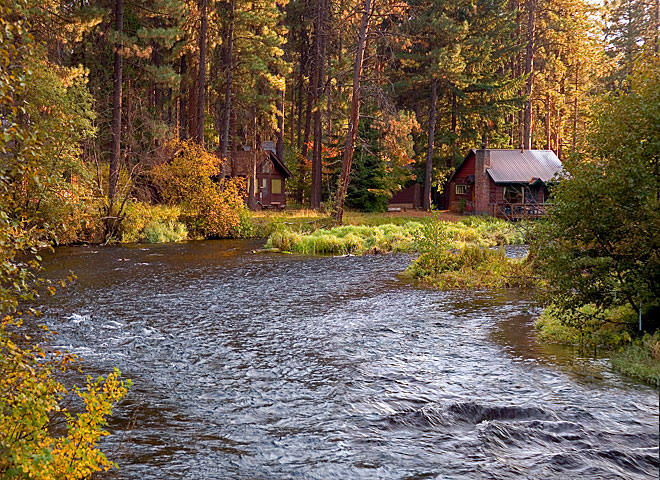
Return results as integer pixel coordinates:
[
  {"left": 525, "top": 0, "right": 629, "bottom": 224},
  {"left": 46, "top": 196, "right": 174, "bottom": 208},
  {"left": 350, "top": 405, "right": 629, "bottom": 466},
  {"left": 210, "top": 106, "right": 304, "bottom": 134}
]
[
  {"left": 450, "top": 149, "right": 562, "bottom": 184},
  {"left": 486, "top": 149, "right": 562, "bottom": 183},
  {"left": 268, "top": 151, "right": 292, "bottom": 178},
  {"left": 230, "top": 147, "right": 292, "bottom": 178}
]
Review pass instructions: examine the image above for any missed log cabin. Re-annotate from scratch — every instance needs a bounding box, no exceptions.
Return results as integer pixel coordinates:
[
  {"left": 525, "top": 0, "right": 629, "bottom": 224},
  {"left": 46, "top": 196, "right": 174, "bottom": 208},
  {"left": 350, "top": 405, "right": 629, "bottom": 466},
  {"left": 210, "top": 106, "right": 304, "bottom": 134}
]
[
  {"left": 446, "top": 148, "right": 562, "bottom": 219},
  {"left": 223, "top": 142, "right": 292, "bottom": 209}
]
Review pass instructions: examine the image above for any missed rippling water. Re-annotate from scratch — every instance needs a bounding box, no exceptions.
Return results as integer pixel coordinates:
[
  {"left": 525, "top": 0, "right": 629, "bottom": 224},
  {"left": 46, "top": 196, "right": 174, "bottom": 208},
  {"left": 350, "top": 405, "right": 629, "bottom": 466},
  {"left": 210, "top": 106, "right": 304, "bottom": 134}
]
[{"left": 36, "top": 240, "right": 658, "bottom": 479}]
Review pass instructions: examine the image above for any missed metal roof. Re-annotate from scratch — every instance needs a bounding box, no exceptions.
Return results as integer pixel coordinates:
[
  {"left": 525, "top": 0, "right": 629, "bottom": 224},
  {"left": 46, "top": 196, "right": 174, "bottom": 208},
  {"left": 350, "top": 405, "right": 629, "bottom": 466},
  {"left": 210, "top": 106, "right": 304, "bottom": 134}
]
[{"left": 485, "top": 149, "right": 562, "bottom": 184}]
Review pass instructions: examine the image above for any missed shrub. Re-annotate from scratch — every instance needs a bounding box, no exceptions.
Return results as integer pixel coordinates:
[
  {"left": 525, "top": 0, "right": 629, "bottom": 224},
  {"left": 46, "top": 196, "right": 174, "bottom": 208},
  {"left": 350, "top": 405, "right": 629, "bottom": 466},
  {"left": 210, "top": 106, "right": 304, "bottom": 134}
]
[
  {"left": 152, "top": 141, "right": 250, "bottom": 239},
  {"left": 121, "top": 202, "right": 187, "bottom": 243},
  {"left": 536, "top": 306, "right": 660, "bottom": 386},
  {"left": 0, "top": 319, "right": 131, "bottom": 479}
]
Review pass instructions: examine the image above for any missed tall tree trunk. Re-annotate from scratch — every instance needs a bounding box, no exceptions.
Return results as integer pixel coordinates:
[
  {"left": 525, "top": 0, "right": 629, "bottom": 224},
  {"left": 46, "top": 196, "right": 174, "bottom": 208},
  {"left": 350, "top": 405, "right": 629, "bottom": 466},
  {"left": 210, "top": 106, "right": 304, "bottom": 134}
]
[
  {"left": 108, "top": 0, "right": 123, "bottom": 211},
  {"left": 301, "top": 81, "right": 313, "bottom": 163},
  {"left": 277, "top": 87, "right": 285, "bottom": 161},
  {"left": 247, "top": 107, "right": 257, "bottom": 210},
  {"left": 296, "top": 51, "right": 305, "bottom": 150},
  {"left": 296, "top": 45, "right": 307, "bottom": 203},
  {"left": 655, "top": 0, "right": 659, "bottom": 53},
  {"left": 289, "top": 78, "right": 296, "bottom": 146},
  {"left": 572, "top": 63, "right": 579, "bottom": 151},
  {"left": 423, "top": 79, "right": 437, "bottom": 211},
  {"left": 523, "top": 0, "right": 536, "bottom": 150},
  {"left": 545, "top": 92, "right": 550, "bottom": 150},
  {"left": 334, "top": 0, "right": 372, "bottom": 225},
  {"left": 220, "top": 0, "right": 235, "bottom": 158},
  {"left": 450, "top": 90, "right": 457, "bottom": 167},
  {"left": 311, "top": 0, "right": 328, "bottom": 209},
  {"left": 195, "top": 0, "right": 208, "bottom": 145},
  {"left": 179, "top": 54, "right": 187, "bottom": 140}
]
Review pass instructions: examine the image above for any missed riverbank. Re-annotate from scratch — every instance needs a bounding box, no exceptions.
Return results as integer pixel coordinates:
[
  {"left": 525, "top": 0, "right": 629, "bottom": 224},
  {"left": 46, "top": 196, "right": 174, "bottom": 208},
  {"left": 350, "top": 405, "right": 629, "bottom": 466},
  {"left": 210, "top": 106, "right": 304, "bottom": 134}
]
[
  {"left": 535, "top": 306, "right": 660, "bottom": 387},
  {"left": 117, "top": 204, "right": 464, "bottom": 244}
]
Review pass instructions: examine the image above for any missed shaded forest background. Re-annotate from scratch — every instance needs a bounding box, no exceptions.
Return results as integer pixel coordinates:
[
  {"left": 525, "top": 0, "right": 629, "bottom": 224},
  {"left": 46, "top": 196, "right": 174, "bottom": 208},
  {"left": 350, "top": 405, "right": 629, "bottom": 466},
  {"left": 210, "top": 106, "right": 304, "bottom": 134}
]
[{"left": 2, "top": 0, "right": 659, "bottom": 240}]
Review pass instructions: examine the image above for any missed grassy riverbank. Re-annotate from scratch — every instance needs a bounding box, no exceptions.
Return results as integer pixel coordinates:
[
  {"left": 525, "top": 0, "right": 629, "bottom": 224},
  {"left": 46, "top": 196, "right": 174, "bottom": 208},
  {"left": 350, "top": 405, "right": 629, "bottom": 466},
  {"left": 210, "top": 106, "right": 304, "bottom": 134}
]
[
  {"left": 263, "top": 213, "right": 524, "bottom": 255},
  {"left": 535, "top": 307, "right": 660, "bottom": 386}
]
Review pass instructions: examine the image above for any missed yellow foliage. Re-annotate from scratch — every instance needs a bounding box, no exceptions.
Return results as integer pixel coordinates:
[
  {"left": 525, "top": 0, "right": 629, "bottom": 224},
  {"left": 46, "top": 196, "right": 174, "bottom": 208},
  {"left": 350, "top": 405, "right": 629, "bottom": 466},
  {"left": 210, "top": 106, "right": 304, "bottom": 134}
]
[
  {"left": 152, "top": 141, "right": 249, "bottom": 238},
  {"left": 0, "top": 318, "right": 130, "bottom": 479}
]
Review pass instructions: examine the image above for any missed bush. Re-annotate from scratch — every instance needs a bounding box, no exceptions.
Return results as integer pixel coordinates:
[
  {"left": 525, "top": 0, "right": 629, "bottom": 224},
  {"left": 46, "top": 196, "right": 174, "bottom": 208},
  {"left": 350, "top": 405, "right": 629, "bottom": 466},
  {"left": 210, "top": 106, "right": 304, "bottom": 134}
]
[
  {"left": 0, "top": 319, "right": 131, "bottom": 479},
  {"left": 121, "top": 202, "right": 187, "bottom": 243},
  {"left": 152, "top": 141, "right": 250, "bottom": 239},
  {"left": 536, "top": 306, "right": 660, "bottom": 386},
  {"left": 535, "top": 304, "right": 636, "bottom": 349}
]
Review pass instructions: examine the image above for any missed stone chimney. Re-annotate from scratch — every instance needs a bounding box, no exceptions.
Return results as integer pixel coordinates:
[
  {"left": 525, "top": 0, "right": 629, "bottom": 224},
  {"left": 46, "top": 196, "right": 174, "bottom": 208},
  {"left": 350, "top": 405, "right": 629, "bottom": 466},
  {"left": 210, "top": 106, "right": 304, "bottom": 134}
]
[{"left": 474, "top": 148, "right": 491, "bottom": 215}]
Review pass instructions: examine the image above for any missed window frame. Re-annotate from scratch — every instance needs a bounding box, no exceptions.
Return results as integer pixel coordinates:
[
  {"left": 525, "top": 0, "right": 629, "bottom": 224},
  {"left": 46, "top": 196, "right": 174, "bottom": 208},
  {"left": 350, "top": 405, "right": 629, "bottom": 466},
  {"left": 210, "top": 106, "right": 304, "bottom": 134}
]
[{"left": 455, "top": 184, "right": 467, "bottom": 195}]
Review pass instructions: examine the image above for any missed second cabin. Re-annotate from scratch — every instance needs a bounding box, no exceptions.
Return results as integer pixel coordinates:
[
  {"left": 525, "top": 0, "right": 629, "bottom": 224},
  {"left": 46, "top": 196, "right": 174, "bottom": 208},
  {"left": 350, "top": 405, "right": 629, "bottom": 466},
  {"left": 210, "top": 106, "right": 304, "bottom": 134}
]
[
  {"left": 447, "top": 148, "right": 563, "bottom": 219},
  {"left": 223, "top": 141, "right": 292, "bottom": 209}
]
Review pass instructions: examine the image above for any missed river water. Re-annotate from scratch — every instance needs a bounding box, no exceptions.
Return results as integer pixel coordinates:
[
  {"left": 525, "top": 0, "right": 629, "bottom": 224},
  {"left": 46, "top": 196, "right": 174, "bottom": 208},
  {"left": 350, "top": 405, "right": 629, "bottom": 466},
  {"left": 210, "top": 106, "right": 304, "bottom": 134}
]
[{"left": 36, "top": 240, "right": 658, "bottom": 479}]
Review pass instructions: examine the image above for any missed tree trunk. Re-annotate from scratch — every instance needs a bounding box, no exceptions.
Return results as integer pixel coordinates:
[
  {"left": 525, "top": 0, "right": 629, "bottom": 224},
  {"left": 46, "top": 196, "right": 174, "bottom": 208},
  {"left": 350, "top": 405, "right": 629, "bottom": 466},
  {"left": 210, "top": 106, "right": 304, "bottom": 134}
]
[
  {"left": 247, "top": 107, "right": 257, "bottom": 210},
  {"left": 220, "top": 0, "right": 235, "bottom": 158},
  {"left": 572, "top": 64, "right": 579, "bottom": 151},
  {"left": 289, "top": 78, "right": 295, "bottom": 146},
  {"left": 311, "top": 0, "right": 328, "bottom": 209},
  {"left": 450, "top": 90, "right": 457, "bottom": 167},
  {"left": 545, "top": 92, "right": 550, "bottom": 150},
  {"left": 277, "top": 87, "right": 285, "bottom": 161},
  {"left": 178, "top": 54, "right": 187, "bottom": 140},
  {"left": 109, "top": 0, "right": 123, "bottom": 210},
  {"left": 423, "top": 79, "right": 437, "bottom": 211},
  {"left": 301, "top": 79, "right": 313, "bottom": 163},
  {"left": 195, "top": 0, "right": 208, "bottom": 145},
  {"left": 655, "top": 0, "right": 659, "bottom": 53},
  {"left": 334, "top": 0, "right": 372, "bottom": 225},
  {"left": 522, "top": 0, "right": 536, "bottom": 150}
]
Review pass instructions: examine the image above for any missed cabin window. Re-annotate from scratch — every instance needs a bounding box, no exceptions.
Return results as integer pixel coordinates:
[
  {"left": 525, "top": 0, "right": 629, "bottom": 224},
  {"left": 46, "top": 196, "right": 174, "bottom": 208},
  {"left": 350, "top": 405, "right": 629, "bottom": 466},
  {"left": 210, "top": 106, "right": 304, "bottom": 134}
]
[
  {"left": 272, "top": 178, "right": 282, "bottom": 194},
  {"left": 261, "top": 178, "right": 268, "bottom": 195},
  {"left": 455, "top": 184, "right": 467, "bottom": 195},
  {"left": 503, "top": 185, "right": 524, "bottom": 204}
]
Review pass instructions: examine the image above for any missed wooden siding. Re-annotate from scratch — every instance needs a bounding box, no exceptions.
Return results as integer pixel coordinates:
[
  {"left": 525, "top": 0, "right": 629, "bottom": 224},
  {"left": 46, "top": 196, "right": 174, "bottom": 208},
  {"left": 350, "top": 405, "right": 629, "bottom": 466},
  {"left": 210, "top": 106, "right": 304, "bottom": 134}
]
[{"left": 389, "top": 183, "right": 422, "bottom": 208}]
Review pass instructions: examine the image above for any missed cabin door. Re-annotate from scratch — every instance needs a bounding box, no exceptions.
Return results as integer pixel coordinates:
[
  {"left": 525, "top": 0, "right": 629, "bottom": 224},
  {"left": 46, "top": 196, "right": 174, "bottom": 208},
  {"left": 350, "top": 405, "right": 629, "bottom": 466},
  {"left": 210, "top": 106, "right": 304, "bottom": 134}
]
[{"left": 260, "top": 177, "right": 270, "bottom": 206}]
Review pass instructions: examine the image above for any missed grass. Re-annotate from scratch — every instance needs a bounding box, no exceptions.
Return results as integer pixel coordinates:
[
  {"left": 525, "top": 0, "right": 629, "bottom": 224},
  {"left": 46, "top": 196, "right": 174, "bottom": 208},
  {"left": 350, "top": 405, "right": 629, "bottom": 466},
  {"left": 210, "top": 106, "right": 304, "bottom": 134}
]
[
  {"left": 535, "top": 305, "right": 660, "bottom": 386},
  {"left": 265, "top": 222, "right": 419, "bottom": 255},
  {"left": 403, "top": 246, "right": 532, "bottom": 289},
  {"left": 262, "top": 211, "right": 524, "bottom": 255},
  {"left": 611, "top": 333, "right": 660, "bottom": 387}
]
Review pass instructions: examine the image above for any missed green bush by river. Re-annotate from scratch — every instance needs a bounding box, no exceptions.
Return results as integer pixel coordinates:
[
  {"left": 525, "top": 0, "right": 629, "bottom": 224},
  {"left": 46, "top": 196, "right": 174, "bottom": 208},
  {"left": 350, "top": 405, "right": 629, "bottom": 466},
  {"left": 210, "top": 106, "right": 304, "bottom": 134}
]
[{"left": 535, "top": 306, "right": 660, "bottom": 387}]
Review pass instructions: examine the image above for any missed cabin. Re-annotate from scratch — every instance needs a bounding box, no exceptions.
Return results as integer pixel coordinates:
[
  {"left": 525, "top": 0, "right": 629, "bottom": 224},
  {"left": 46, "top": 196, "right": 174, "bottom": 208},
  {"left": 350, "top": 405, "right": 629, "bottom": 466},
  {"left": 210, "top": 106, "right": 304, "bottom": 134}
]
[
  {"left": 447, "top": 148, "right": 562, "bottom": 219},
  {"left": 388, "top": 182, "right": 423, "bottom": 210},
  {"left": 223, "top": 142, "right": 292, "bottom": 209}
]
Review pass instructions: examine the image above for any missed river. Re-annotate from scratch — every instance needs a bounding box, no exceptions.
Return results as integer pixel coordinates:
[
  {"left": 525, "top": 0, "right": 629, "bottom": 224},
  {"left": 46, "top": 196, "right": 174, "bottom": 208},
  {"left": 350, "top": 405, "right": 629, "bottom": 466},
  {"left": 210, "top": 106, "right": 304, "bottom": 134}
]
[{"left": 36, "top": 240, "right": 658, "bottom": 479}]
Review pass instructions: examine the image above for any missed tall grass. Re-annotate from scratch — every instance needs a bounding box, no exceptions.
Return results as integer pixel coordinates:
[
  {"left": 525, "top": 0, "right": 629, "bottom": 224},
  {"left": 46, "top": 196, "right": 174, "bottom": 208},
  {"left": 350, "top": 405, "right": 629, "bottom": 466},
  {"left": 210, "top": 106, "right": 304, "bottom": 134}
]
[
  {"left": 265, "top": 222, "right": 419, "bottom": 255},
  {"left": 264, "top": 214, "right": 523, "bottom": 255},
  {"left": 404, "top": 246, "right": 532, "bottom": 289},
  {"left": 611, "top": 333, "right": 660, "bottom": 386}
]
